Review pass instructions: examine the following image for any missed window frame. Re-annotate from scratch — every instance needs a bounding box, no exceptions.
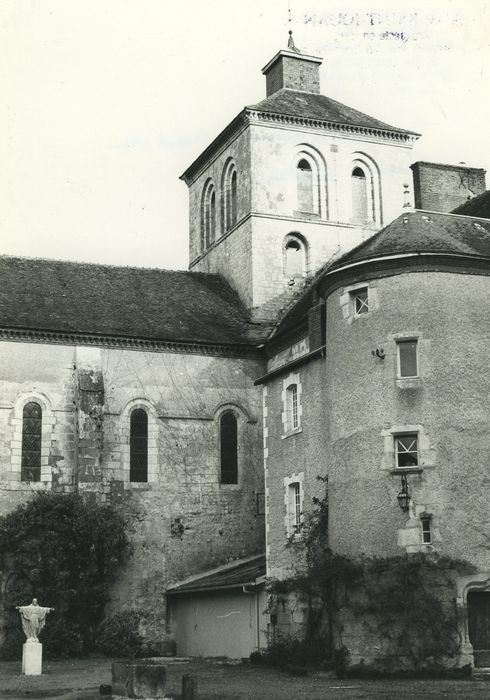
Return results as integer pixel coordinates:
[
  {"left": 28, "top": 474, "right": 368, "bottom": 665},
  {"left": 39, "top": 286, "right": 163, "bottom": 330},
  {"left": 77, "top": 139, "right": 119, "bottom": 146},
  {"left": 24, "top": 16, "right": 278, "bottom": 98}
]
[
  {"left": 129, "top": 408, "right": 149, "bottom": 483},
  {"left": 286, "top": 383, "right": 300, "bottom": 432},
  {"left": 352, "top": 287, "right": 369, "bottom": 316},
  {"left": 21, "top": 401, "right": 43, "bottom": 482},
  {"left": 219, "top": 411, "right": 239, "bottom": 485},
  {"left": 284, "top": 473, "right": 304, "bottom": 539},
  {"left": 397, "top": 339, "right": 419, "bottom": 378},
  {"left": 394, "top": 433, "right": 419, "bottom": 469},
  {"left": 421, "top": 515, "right": 432, "bottom": 544}
]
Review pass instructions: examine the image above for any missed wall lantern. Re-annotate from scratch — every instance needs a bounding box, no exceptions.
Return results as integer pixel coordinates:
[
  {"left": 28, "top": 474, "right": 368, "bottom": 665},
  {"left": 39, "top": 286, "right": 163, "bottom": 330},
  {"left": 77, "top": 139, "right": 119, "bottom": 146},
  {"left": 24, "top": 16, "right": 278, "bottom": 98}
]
[{"left": 397, "top": 473, "right": 411, "bottom": 513}]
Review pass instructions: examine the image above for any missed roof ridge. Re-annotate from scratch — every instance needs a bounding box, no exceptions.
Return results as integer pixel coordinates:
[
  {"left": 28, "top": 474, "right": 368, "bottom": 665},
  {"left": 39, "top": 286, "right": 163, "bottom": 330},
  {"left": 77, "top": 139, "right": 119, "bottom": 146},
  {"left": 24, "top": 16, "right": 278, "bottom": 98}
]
[
  {"left": 416, "top": 208, "right": 490, "bottom": 222},
  {"left": 0, "top": 253, "right": 224, "bottom": 277}
]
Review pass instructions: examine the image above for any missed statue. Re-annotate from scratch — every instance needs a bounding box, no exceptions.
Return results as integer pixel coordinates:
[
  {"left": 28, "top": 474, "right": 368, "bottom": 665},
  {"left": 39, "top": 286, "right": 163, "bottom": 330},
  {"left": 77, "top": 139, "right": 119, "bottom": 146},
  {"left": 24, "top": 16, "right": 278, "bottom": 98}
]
[{"left": 16, "top": 599, "right": 55, "bottom": 642}]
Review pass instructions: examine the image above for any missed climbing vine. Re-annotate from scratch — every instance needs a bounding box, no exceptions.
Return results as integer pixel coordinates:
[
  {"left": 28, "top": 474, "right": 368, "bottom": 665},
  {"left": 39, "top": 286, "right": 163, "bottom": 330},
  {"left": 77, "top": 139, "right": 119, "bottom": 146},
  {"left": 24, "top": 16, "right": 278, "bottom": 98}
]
[
  {"left": 0, "top": 492, "right": 131, "bottom": 658},
  {"left": 267, "top": 476, "right": 475, "bottom": 673}
]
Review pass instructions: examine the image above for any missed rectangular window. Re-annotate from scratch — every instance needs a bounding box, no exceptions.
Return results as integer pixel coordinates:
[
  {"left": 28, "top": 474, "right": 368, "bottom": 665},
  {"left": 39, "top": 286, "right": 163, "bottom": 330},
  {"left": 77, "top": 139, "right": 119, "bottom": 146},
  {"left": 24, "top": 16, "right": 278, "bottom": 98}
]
[
  {"left": 397, "top": 339, "right": 418, "bottom": 378},
  {"left": 421, "top": 517, "right": 432, "bottom": 544},
  {"left": 288, "top": 482, "right": 302, "bottom": 535},
  {"left": 291, "top": 385, "right": 298, "bottom": 429},
  {"left": 395, "top": 434, "right": 418, "bottom": 468},
  {"left": 352, "top": 288, "right": 369, "bottom": 315}
]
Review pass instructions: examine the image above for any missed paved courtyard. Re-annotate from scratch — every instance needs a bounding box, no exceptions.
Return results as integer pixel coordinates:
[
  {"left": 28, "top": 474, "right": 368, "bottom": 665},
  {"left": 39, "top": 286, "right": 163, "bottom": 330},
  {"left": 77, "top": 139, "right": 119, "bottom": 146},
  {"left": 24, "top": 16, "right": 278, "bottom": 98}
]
[{"left": 1, "top": 657, "right": 490, "bottom": 699}]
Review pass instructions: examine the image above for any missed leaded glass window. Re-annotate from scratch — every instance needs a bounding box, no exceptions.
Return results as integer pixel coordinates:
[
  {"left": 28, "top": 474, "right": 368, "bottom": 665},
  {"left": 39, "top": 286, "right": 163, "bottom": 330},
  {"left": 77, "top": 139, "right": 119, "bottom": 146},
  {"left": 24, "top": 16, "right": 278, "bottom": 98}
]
[
  {"left": 21, "top": 402, "right": 42, "bottom": 482},
  {"left": 130, "top": 409, "right": 148, "bottom": 482},
  {"left": 220, "top": 412, "right": 238, "bottom": 484}
]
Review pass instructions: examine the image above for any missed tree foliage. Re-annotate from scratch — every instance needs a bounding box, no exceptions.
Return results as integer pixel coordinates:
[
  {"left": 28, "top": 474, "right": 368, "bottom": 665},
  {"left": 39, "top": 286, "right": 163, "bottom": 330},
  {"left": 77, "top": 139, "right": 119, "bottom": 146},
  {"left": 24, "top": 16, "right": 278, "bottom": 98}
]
[{"left": 0, "top": 492, "right": 131, "bottom": 658}]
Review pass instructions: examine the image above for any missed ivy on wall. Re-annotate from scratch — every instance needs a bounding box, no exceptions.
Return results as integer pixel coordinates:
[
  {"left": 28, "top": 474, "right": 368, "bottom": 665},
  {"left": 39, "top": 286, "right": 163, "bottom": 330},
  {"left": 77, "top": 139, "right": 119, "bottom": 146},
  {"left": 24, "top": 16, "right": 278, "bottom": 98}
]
[
  {"left": 268, "top": 477, "right": 475, "bottom": 672},
  {"left": 0, "top": 492, "right": 131, "bottom": 658}
]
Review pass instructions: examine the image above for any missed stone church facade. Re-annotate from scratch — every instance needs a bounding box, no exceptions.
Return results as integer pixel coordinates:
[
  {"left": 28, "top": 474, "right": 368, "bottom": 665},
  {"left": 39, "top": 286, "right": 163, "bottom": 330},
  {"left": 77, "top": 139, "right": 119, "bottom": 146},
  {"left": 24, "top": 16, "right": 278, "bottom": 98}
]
[{"left": 1, "top": 37, "right": 489, "bottom": 665}]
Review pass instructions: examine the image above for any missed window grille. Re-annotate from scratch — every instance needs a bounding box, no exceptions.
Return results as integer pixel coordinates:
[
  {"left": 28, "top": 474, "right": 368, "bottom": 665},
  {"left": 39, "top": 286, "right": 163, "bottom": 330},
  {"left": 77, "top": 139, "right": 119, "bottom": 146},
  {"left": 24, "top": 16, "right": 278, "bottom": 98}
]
[
  {"left": 220, "top": 412, "right": 238, "bottom": 484},
  {"left": 21, "top": 402, "right": 42, "bottom": 482},
  {"left": 130, "top": 409, "right": 148, "bottom": 482},
  {"left": 353, "top": 288, "right": 369, "bottom": 315}
]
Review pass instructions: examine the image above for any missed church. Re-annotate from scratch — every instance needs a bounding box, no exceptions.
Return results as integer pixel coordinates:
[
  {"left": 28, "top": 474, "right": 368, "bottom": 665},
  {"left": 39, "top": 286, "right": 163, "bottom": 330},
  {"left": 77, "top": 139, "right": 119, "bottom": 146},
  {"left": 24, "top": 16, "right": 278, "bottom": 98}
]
[{"left": 1, "top": 32, "right": 489, "bottom": 667}]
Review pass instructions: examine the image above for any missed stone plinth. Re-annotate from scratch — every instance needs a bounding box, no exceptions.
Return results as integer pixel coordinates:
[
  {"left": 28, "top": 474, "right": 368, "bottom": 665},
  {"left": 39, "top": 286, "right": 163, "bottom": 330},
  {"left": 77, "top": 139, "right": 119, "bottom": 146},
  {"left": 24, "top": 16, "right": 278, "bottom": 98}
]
[
  {"left": 112, "top": 659, "right": 167, "bottom": 698},
  {"left": 22, "top": 641, "right": 42, "bottom": 675}
]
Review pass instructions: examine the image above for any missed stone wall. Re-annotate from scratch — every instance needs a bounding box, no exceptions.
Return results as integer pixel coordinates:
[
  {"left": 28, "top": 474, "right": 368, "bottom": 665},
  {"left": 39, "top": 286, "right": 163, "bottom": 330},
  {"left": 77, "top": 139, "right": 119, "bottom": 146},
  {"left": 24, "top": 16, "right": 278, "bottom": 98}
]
[
  {"left": 411, "top": 161, "right": 486, "bottom": 213},
  {"left": 0, "top": 340, "right": 266, "bottom": 644}
]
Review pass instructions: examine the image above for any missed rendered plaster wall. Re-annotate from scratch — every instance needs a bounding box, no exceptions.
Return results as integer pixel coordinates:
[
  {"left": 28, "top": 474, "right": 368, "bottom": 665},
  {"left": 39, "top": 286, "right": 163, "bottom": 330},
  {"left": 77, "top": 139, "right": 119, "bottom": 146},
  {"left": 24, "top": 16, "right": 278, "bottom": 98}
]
[
  {"left": 263, "top": 355, "right": 328, "bottom": 581},
  {"left": 0, "top": 340, "right": 266, "bottom": 644},
  {"left": 325, "top": 270, "right": 490, "bottom": 565}
]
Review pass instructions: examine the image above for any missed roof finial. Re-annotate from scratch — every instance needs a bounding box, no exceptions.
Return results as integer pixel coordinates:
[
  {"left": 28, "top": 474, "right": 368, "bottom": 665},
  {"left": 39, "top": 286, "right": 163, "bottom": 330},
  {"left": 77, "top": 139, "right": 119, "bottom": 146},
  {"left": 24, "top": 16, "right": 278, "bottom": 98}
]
[{"left": 287, "top": 1, "right": 301, "bottom": 53}]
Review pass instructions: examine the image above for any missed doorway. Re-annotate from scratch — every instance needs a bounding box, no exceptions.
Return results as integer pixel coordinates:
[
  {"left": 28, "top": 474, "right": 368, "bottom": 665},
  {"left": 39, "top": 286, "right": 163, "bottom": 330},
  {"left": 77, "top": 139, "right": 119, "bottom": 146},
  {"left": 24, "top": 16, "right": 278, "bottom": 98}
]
[{"left": 468, "top": 591, "right": 490, "bottom": 667}]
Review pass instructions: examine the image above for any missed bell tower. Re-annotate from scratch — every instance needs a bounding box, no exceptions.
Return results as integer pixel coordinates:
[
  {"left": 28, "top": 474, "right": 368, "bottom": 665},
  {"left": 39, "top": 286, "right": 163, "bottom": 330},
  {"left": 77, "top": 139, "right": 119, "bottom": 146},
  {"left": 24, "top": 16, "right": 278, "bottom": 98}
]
[{"left": 181, "top": 35, "right": 419, "bottom": 321}]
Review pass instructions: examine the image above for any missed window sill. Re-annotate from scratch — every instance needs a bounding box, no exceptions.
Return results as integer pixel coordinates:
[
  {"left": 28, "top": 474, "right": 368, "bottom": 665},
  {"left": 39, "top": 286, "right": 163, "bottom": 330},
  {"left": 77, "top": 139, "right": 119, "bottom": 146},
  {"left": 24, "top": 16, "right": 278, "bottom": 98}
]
[
  {"left": 219, "top": 483, "right": 241, "bottom": 489},
  {"left": 293, "top": 210, "right": 321, "bottom": 220},
  {"left": 390, "top": 467, "right": 423, "bottom": 475},
  {"left": 282, "top": 427, "right": 303, "bottom": 440},
  {"left": 130, "top": 482, "right": 152, "bottom": 490},
  {"left": 396, "top": 377, "right": 422, "bottom": 389}
]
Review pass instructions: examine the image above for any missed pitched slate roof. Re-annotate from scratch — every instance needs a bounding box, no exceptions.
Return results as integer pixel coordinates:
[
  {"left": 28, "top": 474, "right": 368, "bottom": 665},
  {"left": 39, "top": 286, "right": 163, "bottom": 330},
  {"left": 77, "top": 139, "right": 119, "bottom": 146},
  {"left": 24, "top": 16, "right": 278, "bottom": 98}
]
[
  {"left": 166, "top": 554, "right": 266, "bottom": 594},
  {"left": 248, "top": 88, "right": 418, "bottom": 136},
  {"left": 452, "top": 191, "right": 490, "bottom": 219},
  {"left": 0, "top": 256, "right": 269, "bottom": 347},
  {"left": 270, "top": 210, "right": 490, "bottom": 341},
  {"left": 331, "top": 210, "right": 490, "bottom": 266}
]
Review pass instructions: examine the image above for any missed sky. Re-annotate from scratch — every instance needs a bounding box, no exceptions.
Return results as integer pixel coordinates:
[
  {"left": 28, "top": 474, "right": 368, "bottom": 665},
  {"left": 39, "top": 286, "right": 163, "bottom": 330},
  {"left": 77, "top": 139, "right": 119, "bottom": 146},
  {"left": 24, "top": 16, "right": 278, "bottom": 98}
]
[{"left": 1, "top": 0, "right": 489, "bottom": 270}]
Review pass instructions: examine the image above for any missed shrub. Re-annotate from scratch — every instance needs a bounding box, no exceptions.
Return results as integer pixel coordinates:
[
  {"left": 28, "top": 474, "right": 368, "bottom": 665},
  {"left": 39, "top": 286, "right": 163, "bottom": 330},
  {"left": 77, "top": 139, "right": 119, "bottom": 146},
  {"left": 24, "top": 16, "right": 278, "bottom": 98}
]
[
  {"left": 0, "top": 492, "right": 131, "bottom": 658},
  {"left": 95, "top": 610, "right": 144, "bottom": 659}
]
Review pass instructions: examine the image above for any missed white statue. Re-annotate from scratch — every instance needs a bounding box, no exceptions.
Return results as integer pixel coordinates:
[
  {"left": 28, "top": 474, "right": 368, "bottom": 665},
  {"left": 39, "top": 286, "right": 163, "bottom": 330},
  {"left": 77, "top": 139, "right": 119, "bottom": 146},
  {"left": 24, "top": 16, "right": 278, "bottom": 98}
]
[{"left": 16, "top": 599, "right": 55, "bottom": 642}]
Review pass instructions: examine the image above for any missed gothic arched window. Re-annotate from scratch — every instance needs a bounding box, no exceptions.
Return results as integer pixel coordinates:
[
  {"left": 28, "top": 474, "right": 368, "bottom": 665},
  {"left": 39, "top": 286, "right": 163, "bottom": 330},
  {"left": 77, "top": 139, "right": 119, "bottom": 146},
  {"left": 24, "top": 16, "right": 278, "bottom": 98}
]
[
  {"left": 21, "top": 402, "right": 42, "bottom": 482},
  {"left": 130, "top": 409, "right": 148, "bottom": 482},
  {"left": 220, "top": 412, "right": 238, "bottom": 484}
]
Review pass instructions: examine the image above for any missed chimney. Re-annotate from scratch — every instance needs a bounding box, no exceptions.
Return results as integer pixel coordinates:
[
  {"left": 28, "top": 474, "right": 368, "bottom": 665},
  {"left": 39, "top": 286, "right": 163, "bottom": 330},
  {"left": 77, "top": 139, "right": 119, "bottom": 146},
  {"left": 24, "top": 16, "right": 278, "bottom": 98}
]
[
  {"left": 262, "top": 36, "right": 322, "bottom": 97},
  {"left": 410, "top": 161, "right": 486, "bottom": 213}
]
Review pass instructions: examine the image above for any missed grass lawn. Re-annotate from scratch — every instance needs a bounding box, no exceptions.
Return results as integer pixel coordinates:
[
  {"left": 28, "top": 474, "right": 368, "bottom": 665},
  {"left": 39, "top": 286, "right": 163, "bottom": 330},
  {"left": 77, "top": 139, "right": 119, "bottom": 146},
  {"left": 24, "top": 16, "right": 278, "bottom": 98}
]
[{"left": 1, "top": 657, "right": 490, "bottom": 699}]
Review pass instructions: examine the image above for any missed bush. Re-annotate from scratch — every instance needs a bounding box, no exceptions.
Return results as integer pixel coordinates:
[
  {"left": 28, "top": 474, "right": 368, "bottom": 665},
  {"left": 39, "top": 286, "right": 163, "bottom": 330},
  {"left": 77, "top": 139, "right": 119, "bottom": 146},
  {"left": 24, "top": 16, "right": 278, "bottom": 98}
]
[
  {"left": 95, "top": 611, "right": 144, "bottom": 659},
  {"left": 0, "top": 493, "right": 131, "bottom": 657}
]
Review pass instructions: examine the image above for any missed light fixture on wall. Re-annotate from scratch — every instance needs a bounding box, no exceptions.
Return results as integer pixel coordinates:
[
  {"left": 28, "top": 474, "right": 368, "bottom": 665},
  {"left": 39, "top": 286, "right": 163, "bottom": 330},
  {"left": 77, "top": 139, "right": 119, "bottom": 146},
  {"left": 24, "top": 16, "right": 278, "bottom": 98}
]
[
  {"left": 371, "top": 348, "right": 385, "bottom": 360},
  {"left": 397, "top": 473, "right": 411, "bottom": 513}
]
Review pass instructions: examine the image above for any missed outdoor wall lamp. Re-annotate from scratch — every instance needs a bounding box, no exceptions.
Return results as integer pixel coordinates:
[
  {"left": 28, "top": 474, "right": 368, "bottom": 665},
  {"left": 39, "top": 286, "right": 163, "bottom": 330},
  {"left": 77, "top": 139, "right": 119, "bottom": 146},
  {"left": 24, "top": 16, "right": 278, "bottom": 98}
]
[
  {"left": 371, "top": 348, "right": 385, "bottom": 359},
  {"left": 397, "top": 473, "right": 411, "bottom": 512}
]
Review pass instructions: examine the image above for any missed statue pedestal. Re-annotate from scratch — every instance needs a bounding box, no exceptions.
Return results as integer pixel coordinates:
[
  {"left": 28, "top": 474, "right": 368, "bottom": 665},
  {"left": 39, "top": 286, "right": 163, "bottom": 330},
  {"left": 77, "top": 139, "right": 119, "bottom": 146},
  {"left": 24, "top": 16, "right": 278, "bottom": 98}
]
[{"left": 22, "top": 641, "right": 42, "bottom": 675}]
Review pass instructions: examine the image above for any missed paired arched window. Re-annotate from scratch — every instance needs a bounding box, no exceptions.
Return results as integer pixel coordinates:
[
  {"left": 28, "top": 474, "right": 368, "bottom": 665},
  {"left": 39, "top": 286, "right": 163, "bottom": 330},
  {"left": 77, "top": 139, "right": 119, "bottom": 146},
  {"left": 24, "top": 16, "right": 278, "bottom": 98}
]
[
  {"left": 21, "top": 402, "right": 42, "bottom": 482},
  {"left": 351, "top": 167, "right": 370, "bottom": 223},
  {"left": 201, "top": 180, "right": 216, "bottom": 251},
  {"left": 295, "top": 149, "right": 324, "bottom": 216},
  {"left": 284, "top": 234, "right": 307, "bottom": 278},
  {"left": 130, "top": 408, "right": 148, "bottom": 482},
  {"left": 223, "top": 162, "right": 238, "bottom": 232},
  {"left": 220, "top": 412, "right": 238, "bottom": 484},
  {"left": 351, "top": 156, "right": 380, "bottom": 225}
]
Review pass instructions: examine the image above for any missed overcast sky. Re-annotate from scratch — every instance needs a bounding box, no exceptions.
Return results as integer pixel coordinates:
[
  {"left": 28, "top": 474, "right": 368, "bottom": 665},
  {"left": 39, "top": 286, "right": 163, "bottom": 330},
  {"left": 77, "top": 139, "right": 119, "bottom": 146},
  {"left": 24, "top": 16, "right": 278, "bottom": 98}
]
[{"left": 1, "top": 0, "right": 489, "bottom": 270}]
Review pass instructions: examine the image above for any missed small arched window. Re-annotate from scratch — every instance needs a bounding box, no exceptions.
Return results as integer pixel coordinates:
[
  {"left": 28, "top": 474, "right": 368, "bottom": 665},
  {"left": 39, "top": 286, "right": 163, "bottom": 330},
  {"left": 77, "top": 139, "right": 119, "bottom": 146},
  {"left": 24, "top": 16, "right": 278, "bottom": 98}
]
[
  {"left": 21, "top": 402, "right": 42, "bottom": 482},
  {"left": 130, "top": 409, "right": 148, "bottom": 482},
  {"left": 284, "top": 235, "right": 306, "bottom": 278},
  {"left": 220, "top": 412, "right": 238, "bottom": 484},
  {"left": 201, "top": 181, "right": 216, "bottom": 251},
  {"left": 351, "top": 167, "right": 369, "bottom": 223},
  {"left": 297, "top": 158, "right": 314, "bottom": 213}
]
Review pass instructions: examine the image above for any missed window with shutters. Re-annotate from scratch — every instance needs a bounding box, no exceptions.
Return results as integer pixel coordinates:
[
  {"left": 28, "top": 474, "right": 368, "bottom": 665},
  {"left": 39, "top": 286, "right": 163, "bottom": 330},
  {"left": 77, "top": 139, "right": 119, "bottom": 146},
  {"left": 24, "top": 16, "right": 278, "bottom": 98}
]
[
  {"left": 21, "top": 402, "right": 42, "bottom": 482},
  {"left": 130, "top": 409, "right": 148, "bottom": 483},
  {"left": 220, "top": 412, "right": 238, "bottom": 484}
]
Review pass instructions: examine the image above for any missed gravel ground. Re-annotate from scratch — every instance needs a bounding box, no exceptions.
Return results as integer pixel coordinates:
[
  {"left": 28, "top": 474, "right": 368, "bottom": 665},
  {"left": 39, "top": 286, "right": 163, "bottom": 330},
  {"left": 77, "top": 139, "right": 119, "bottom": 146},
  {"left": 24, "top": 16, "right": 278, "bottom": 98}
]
[{"left": 2, "top": 657, "right": 490, "bottom": 699}]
